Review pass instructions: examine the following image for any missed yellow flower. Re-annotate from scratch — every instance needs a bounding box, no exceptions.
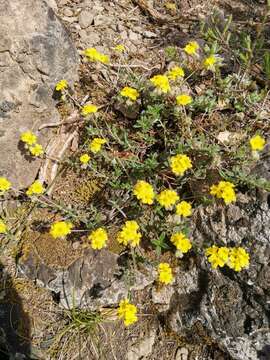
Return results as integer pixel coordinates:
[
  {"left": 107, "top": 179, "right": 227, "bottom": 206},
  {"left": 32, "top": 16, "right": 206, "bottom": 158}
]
[
  {"left": 81, "top": 104, "right": 98, "bottom": 116},
  {"left": 250, "top": 135, "right": 265, "bottom": 151},
  {"left": 117, "top": 220, "right": 141, "bottom": 247},
  {"left": 203, "top": 55, "right": 218, "bottom": 70},
  {"left": 133, "top": 180, "right": 155, "bottom": 205},
  {"left": 88, "top": 228, "right": 108, "bottom": 250},
  {"left": 117, "top": 299, "right": 138, "bottom": 326},
  {"left": 158, "top": 263, "right": 174, "bottom": 284},
  {"left": 168, "top": 66, "right": 184, "bottom": 80},
  {"left": 55, "top": 79, "right": 68, "bottom": 91},
  {"left": 120, "top": 87, "right": 139, "bottom": 101},
  {"left": 20, "top": 131, "right": 37, "bottom": 146},
  {"left": 26, "top": 180, "right": 45, "bottom": 196},
  {"left": 80, "top": 154, "right": 90, "bottom": 164},
  {"left": 170, "top": 232, "right": 192, "bottom": 253},
  {"left": 0, "top": 220, "right": 7, "bottom": 234},
  {"left": 184, "top": 41, "right": 199, "bottom": 56},
  {"left": 176, "top": 94, "right": 192, "bottom": 106},
  {"left": 150, "top": 75, "right": 171, "bottom": 93},
  {"left": 114, "top": 44, "right": 126, "bottom": 52},
  {"left": 29, "top": 143, "right": 44, "bottom": 157},
  {"left": 228, "top": 247, "right": 249, "bottom": 272},
  {"left": 89, "top": 138, "right": 106, "bottom": 153},
  {"left": 157, "top": 189, "right": 179, "bottom": 209},
  {"left": 164, "top": 2, "right": 176, "bottom": 11},
  {"left": 0, "top": 177, "right": 11, "bottom": 193},
  {"left": 50, "top": 221, "right": 73, "bottom": 238},
  {"left": 176, "top": 201, "right": 192, "bottom": 217},
  {"left": 206, "top": 246, "right": 230, "bottom": 269},
  {"left": 210, "top": 181, "right": 236, "bottom": 204},
  {"left": 170, "top": 154, "right": 192, "bottom": 176},
  {"left": 84, "top": 48, "right": 109, "bottom": 64}
]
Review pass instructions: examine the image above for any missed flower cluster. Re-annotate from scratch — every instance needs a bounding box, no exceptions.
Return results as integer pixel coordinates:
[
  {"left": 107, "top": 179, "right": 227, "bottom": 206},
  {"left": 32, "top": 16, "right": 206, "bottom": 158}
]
[
  {"left": 133, "top": 180, "right": 155, "bottom": 205},
  {"left": 80, "top": 153, "right": 91, "bottom": 165},
  {"left": 88, "top": 228, "right": 108, "bottom": 249},
  {"left": 158, "top": 263, "right": 174, "bottom": 284},
  {"left": 206, "top": 246, "right": 249, "bottom": 271},
  {"left": 113, "top": 44, "right": 126, "bottom": 53},
  {"left": 250, "top": 134, "right": 265, "bottom": 151},
  {"left": 0, "top": 220, "right": 7, "bottom": 234},
  {"left": 81, "top": 104, "right": 98, "bottom": 116},
  {"left": 170, "top": 232, "right": 192, "bottom": 253},
  {"left": 83, "top": 48, "right": 109, "bottom": 64},
  {"left": 20, "top": 131, "right": 44, "bottom": 157},
  {"left": 55, "top": 79, "right": 68, "bottom": 92},
  {"left": 165, "top": 2, "right": 177, "bottom": 11},
  {"left": 0, "top": 177, "right": 11, "bottom": 194},
  {"left": 150, "top": 75, "right": 171, "bottom": 93},
  {"left": 157, "top": 189, "right": 179, "bottom": 209},
  {"left": 184, "top": 41, "right": 199, "bottom": 56},
  {"left": 26, "top": 180, "right": 45, "bottom": 196},
  {"left": 205, "top": 246, "right": 229, "bottom": 269},
  {"left": 203, "top": 55, "right": 218, "bottom": 71},
  {"left": 167, "top": 66, "right": 185, "bottom": 81},
  {"left": 229, "top": 247, "right": 250, "bottom": 272},
  {"left": 170, "top": 154, "right": 192, "bottom": 176},
  {"left": 176, "top": 94, "right": 193, "bottom": 106},
  {"left": 50, "top": 221, "right": 73, "bottom": 239},
  {"left": 89, "top": 138, "right": 106, "bottom": 153},
  {"left": 117, "top": 220, "right": 141, "bottom": 247},
  {"left": 117, "top": 299, "right": 138, "bottom": 326},
  {"left": 210, "top": 181, "right": 236, "bottom": 204},
  {"left": 176, "top": 201, "right": 192, "bottom": 217},
  {"left": 120, "top": 87, "right": 139, "bottom": 101}
]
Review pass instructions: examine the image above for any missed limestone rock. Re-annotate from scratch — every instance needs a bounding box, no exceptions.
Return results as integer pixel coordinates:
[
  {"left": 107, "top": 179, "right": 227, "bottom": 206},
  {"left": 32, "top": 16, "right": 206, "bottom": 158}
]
[
  {"left": 78, "top": 10, "right": 94, "bottom": 29},
  {"left": 18, "top": 246, "right": 155, "bottom": 310},
  {"left": 0, "top": 0, "right": 79, "bottom": 189},
  {"left": 127, "top": 330, "right": 156, "bottom": 360},
  {"left": 165, "top": 198, "right": 270, "bottom": 360}
]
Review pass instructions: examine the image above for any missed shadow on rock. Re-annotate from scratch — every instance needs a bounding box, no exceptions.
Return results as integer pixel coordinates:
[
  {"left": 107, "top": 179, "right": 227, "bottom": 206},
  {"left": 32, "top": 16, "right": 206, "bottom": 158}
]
[
  {"left": 258, "top": 344, "right": 270, "bottom": 360},
  {"left": 0, "top": 262, "right": 32, "bottom": 359}
]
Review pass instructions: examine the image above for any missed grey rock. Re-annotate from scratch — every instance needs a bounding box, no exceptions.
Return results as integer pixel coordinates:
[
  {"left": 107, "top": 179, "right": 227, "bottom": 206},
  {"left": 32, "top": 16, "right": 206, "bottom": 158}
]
[
  {"left": 61, "top": 16, "right": 78, "bottom": 24},
  {"left": 62, "top": 8, "right": 73, "bottom": 17},
  {"left": 78, "top": 10, "right": 94, "bottom": 29},
  {"left": 127, "top": 330, "right": 156, "bottom": 360},
  {"left": 94, "top": 14, "right": 111, "bottom": 26},
  {"left": 120, "top": 30, "right": 128, "bottom": 40},
  {"left": 45, "top": 0, "right": 58, "bottom": 12},
  {"left": 165, "top": 199, "right": 270, "bottom": 360},
  {"left": 0, "top": 0, "right": 79, "bottom": 189},
  {"left": 152, "top": 285, "right": 174, "bottom": 312},
  {"left": 143, "top": 30, "right": 157, "bottom": 38},
  {"left": 58, "top": 0, "right": 68, "bottom": 5},
  {"left": 129, "top": 30, "right": 141, "bottom": 43},
  {"left": 80, "top": 30, "right": 100, "bottom": 46},
  {"left": 92, "top": 4, "right": 104, "bottom": 13},
  {"left": 18, "top": 248, "right": 155, "bottom": 310}
]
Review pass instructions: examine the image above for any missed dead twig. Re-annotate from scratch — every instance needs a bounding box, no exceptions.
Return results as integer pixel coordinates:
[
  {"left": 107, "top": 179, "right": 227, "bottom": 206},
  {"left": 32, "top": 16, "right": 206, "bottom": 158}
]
[{"left": 110, "top": 63, "right": 160, "bottom": 72}]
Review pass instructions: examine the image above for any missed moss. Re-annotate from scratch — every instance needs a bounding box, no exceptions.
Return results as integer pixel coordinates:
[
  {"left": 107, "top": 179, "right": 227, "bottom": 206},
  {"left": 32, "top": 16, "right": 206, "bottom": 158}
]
[
  {"left": 74, "top": 179, "right": 102, "bottom": 204},
  {"left": 20, "top": 230, "right": 83, "bottom": 269},
  {"left": 52, "top": 168, "right": 105, "bottom": 207}
]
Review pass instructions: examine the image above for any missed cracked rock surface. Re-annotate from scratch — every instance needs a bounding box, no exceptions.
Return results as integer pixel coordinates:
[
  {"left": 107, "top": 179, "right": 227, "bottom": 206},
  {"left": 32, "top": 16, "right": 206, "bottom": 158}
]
[
  {"left": 162, "top": 196, "right": 270, "bottom": 360},
  {"left": 0, "top": 0, "right": 79, "bottom": 189}
]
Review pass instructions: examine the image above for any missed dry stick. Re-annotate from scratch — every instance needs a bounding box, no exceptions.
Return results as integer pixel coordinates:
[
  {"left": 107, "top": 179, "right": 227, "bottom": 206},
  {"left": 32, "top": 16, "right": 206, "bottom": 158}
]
[
  {"left": 109, "top": 63, "right": 160, "bottom": 72},
  {"left": 39, "top": 104, "right": 111, "bottom": 131}
]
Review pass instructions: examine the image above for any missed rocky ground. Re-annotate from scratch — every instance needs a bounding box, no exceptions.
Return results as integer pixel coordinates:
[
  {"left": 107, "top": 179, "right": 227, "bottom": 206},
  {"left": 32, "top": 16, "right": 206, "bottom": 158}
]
[{"left": 1, "top": 0, "right": 270, "bottom": 359}]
